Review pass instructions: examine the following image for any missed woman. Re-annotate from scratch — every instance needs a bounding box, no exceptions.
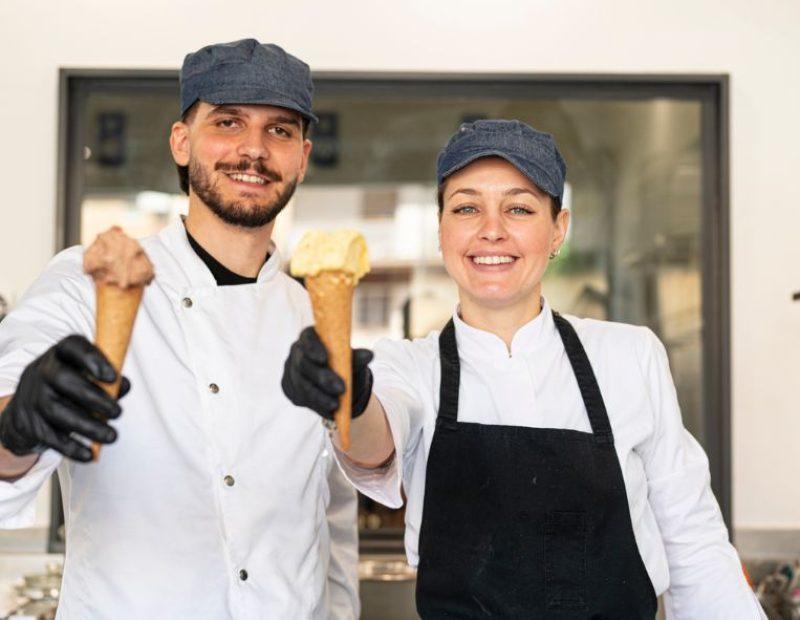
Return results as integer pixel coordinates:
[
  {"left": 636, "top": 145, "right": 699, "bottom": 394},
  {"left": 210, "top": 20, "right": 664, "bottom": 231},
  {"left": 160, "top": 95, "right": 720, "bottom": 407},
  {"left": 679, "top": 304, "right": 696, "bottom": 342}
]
[{"left": 282, "top": 119, "right": 765, "bottom": 619}]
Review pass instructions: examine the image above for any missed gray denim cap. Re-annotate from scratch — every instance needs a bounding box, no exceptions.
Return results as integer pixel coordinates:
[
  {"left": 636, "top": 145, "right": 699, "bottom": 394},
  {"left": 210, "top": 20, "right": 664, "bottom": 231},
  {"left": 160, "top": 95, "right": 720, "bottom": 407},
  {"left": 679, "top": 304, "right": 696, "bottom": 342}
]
[
  {"left": 179, "top": 39, "right": 318, "bottom": 123},
  {"left": 437, "top": 119, "right": 566, "bottom": 205}
]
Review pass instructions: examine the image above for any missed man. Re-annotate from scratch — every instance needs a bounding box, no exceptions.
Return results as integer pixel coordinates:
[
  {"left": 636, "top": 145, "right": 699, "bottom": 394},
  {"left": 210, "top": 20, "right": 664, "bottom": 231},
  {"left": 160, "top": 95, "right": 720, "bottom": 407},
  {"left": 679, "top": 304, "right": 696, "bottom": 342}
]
[{"left": 0, "top": 39, "right": 359, "bottom": 619}]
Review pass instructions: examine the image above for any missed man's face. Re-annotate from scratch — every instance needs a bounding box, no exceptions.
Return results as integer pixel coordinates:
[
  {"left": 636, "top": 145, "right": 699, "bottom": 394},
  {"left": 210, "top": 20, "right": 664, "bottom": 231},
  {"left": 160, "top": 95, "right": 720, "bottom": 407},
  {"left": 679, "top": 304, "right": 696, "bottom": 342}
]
[{"left": 170, "top": 103, "right": 311, "bottom": 228}]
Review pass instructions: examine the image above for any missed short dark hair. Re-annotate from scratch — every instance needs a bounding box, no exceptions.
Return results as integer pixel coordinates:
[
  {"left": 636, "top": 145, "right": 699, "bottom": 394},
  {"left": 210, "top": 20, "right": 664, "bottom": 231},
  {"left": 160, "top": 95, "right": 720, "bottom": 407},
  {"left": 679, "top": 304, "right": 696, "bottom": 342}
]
[
  {"left": 175, "top": 104, "right": 312, "bottom": 196},
  {"left": 436, "top": 181, "right": 562, "bottom": 221}
]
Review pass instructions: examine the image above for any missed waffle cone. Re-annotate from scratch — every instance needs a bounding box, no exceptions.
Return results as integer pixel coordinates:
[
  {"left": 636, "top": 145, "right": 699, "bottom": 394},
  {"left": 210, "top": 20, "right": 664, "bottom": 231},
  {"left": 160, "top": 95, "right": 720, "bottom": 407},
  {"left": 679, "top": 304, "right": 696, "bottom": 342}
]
[
  {"left": 306, "top": 271, "right": 355, "bottom": 450},
  {"left": 91, "top": 282, "right": 144, "bottom": 459}
]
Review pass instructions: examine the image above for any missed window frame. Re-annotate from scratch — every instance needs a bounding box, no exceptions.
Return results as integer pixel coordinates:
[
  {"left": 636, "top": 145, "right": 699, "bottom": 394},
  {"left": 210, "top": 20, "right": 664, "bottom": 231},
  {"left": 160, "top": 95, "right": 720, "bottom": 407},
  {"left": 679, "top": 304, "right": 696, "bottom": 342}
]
[{"left": 55, "top": 69, "right": 731, "bottom": 553}]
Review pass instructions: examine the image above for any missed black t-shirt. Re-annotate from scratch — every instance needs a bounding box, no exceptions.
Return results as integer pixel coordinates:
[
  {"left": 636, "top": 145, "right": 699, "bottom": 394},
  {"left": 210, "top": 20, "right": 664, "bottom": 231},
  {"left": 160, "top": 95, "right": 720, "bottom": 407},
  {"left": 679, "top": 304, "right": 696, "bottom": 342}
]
[{"left": 185, "top": 229, "right": 266, "bottom": 286}]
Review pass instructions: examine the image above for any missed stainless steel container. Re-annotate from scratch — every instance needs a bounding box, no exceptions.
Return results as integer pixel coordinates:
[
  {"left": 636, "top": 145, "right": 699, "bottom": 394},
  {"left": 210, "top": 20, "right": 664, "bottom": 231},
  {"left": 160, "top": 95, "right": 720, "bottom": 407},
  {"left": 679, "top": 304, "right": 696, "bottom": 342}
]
[{"left": 359, "top": 555, "right": 419, "bottom": 620}]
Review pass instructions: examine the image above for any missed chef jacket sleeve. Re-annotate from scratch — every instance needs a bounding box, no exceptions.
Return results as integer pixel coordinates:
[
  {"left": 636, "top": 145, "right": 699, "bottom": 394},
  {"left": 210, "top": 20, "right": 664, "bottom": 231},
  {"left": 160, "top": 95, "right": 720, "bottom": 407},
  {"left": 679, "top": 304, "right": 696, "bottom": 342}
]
[
  {"left": 324, "top": 455, "right": 361, "bottom": 620},
  {"left": 0, "top": 248, "right": 92, "bottom": 525},
  {"left": 333, "top": 337, "right": 427, "bottom": 509},
  {"left": 0, "top": 450, "right": 61, "bottom": 527},
  {"left": 636, "top": 329, "right": 766, "bottom": 619}
]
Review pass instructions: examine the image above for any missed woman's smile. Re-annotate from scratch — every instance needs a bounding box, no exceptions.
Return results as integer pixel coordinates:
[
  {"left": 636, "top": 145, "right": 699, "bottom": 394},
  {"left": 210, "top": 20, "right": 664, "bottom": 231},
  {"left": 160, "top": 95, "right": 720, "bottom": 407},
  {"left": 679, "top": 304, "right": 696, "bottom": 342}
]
[{"left": 469, "top": 254, "right": 517, "bottom": 266}]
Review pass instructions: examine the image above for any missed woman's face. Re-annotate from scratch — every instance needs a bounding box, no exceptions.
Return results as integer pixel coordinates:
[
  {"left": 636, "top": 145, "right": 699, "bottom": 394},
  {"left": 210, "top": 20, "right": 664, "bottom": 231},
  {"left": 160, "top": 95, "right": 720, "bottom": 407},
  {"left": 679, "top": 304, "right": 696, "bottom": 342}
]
[{"left": 438, "top": 157, "right": 569, "bottom": 318}]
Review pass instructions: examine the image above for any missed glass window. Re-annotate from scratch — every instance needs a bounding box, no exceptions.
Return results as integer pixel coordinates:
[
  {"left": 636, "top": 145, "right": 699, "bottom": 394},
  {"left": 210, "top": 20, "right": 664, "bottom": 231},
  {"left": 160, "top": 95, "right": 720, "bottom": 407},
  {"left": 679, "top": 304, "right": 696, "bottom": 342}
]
[{"left": 61, "top": 73, "right": 728, "bottom": 551}]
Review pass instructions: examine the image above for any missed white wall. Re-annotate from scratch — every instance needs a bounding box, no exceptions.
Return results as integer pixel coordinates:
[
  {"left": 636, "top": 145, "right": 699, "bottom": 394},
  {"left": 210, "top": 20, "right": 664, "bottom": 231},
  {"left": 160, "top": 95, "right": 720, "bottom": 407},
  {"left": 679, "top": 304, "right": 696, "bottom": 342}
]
[{"left": 1, "top": 0, "right": 799, "bottom": 529}]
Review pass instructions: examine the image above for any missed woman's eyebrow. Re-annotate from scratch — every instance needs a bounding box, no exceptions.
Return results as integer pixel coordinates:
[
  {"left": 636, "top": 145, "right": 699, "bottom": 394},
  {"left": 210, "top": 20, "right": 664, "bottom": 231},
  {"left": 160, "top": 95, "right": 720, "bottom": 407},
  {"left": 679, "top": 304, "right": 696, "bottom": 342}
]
[
  {"left": 446, "top": 188, "right": 479, "bottom": 200},
  {"left": 503, "top": 187, "right": 539, "bottom": 197}
]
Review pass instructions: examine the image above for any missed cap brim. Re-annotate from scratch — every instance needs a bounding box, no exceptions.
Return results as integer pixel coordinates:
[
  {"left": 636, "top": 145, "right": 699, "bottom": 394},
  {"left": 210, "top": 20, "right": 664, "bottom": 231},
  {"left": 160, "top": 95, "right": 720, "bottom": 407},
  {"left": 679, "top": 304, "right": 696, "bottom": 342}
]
[
  {"left": 440, "top": 149, "right": 559, "bottom": 200},
  {"left": 187, "top": 90, "right": 318, "bottom": 124}
]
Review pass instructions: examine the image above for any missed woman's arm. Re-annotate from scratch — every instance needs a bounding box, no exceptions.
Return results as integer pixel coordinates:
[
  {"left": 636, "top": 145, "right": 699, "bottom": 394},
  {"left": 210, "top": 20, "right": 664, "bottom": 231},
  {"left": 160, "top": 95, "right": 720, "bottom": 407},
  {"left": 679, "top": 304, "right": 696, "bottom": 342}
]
[
  {"left": 331, "top": 393, "right": 395, "bottom": 468},
  {"left": 282, "top": 327, "right": 398, "bottom": 468},
  {"left": 636, "top": 330, "right": 765, "bottom": 619}
]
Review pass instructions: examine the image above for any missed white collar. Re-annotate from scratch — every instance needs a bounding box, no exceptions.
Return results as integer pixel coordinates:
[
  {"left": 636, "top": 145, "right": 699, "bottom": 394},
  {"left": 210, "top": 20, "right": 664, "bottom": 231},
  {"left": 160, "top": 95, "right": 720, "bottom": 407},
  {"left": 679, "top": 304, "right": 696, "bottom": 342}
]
[
  {"left": 158, "top": 218, "right": 280, "bottom": 288},
  {"left": 451, "top": 298, "right": 558, "bottom": 362}
]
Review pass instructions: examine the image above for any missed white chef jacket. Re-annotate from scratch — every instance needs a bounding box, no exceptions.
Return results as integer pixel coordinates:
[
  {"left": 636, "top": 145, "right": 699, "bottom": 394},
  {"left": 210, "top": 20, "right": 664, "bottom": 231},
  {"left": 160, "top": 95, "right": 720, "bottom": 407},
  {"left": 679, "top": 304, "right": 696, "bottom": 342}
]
[
  {"left": 338, "top": 300, "right": 765, "bottom": 620},
  {"left": 0, "top": 219, "right": 359, "bottom": 620}
]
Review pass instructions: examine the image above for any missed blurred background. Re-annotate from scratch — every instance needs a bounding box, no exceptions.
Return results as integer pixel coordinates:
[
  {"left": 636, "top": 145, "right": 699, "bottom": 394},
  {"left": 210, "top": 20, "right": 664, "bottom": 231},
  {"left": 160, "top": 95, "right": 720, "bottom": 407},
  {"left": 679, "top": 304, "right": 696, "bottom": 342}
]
[
  {"left": 67, "top": 76, "right": 710, "bottom": 542},
  {"left": 1, "top": 0, "right": 799, "bottom": 617}
]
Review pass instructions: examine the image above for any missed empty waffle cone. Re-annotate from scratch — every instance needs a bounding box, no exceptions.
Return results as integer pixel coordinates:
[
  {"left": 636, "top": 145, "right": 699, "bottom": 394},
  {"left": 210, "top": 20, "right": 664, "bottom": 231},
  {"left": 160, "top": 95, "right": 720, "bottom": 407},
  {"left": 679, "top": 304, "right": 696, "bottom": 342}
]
[
  {"left": 305, "top": 271, "right": 355, "bottom": 450},
  {"left": 91, "top": 282, "right": 144, "bottom": 460}
]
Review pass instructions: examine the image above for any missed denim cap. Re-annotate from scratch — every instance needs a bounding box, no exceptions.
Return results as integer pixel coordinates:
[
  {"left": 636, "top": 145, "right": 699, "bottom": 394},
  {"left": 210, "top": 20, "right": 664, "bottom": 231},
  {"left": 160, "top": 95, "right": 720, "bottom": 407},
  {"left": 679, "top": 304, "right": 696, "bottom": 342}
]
[
  {"left": 437, "top": 119, "right": 566, "bottom": 205},
  {"left": 179, "top": 39, "right": 318, "bottom": 123}
]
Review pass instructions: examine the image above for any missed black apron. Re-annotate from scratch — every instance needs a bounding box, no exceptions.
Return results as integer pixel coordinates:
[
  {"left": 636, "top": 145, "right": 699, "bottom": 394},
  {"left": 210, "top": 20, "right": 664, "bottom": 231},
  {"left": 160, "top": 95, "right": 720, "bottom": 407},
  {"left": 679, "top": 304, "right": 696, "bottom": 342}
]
[{"left": 415, "top": 312, "right": 657, "bottom": 619}]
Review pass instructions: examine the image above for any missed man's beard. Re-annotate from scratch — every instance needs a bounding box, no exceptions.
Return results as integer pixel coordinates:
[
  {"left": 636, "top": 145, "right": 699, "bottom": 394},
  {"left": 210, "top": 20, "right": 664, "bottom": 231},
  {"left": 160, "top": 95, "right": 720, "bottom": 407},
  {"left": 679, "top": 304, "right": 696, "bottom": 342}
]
[{"left": 188, "top": 158, "right": 298, "bottom": 228}]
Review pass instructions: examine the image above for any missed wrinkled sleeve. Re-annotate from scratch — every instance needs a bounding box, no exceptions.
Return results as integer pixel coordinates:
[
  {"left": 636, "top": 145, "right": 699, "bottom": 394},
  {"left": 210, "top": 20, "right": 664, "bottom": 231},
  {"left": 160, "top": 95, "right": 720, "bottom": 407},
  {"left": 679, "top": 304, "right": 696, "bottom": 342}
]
[
  {"left": 0, "top": 247, "right": 92, "bottom": 525},
  {"left": 0, "top": 450, "right": 61, "bottom": 528},
  {"left": 334, "top": 338, "right": 426, "bottom": 509},
  {"left": 324, "top": 459, "right": 360, "bottom": 620},
  {"left": 636, "top": 330, "right": 765, "bottom": 619}
]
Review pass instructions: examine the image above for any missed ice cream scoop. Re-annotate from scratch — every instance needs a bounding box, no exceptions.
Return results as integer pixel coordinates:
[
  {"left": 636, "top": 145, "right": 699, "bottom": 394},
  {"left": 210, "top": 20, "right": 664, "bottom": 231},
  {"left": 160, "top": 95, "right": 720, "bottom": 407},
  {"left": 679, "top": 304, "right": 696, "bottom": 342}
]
[
  {"left": 290, "top": 230, "right": 369, "bottom": 450},
  {"left": 83, "top": 226, "right": 154, "bottom": 460}
]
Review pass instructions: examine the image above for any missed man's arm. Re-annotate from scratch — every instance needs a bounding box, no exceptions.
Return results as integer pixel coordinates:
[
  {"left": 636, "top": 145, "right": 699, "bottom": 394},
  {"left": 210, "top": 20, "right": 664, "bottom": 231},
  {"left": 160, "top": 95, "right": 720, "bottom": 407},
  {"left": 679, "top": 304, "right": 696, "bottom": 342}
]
[
  {"left": 0, "top": 396, "right": 39, "bottom": 481},
  {"left": 0, "top": 336, "right": 125, "bottom": 465},
  {"left": 324, "top": 460, "right": 360, "bottom": 620}
]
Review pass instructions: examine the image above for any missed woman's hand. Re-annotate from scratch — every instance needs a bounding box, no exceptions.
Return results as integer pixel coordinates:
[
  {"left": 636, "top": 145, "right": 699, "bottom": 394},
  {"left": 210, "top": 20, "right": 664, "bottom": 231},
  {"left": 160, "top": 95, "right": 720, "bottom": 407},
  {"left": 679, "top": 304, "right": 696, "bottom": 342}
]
[{"left": 281, "top": 326, "right": 373, "bottom": 421}]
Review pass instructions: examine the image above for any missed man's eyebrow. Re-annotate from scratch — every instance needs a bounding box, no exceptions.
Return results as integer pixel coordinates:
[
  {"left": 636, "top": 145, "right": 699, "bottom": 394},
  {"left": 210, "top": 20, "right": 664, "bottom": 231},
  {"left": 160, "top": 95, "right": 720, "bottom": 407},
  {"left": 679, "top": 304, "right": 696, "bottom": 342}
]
[
  {"left": 207, "top": 105, "right": 246, "bottom": 117},
  {"left": 271, "top": 114, "right": 302, "bottom": 128},
  {"left": 205, "top": 107, "right": 301, "bottom": 128}
]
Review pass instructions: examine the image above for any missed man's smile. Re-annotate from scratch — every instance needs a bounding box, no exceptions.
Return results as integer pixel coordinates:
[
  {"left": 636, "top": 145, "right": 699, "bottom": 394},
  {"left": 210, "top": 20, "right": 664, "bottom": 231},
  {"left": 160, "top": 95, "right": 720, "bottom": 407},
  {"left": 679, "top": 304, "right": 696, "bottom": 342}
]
[{"left": 225, "top": 172, "right": 269, "bottom": 185}]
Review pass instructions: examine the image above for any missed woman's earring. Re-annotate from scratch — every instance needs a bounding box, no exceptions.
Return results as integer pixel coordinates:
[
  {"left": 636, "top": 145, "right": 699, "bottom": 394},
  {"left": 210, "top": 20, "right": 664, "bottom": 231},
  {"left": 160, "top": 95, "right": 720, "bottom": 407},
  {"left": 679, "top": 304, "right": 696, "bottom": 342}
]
[{"left": 549, "top": 248, "right": 561, "bottom": 260}]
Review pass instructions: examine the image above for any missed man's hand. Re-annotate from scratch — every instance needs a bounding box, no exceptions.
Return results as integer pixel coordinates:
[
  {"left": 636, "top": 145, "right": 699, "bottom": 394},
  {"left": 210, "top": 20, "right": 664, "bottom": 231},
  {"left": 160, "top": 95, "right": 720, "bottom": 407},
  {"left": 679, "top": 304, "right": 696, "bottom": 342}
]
[
  {"left": 282, "top": 327, "right": 373, "bottom": 420},
  {"left": 0, "top": 335, "right": 129, "bottom": 462}
]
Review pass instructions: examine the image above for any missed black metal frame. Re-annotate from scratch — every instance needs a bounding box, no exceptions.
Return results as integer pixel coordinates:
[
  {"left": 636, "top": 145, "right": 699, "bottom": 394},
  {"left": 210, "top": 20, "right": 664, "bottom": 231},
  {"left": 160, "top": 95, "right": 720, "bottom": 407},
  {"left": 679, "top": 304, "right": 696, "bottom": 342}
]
[{"left": 54, "top": 70, "right": 731, "bottom": 552}]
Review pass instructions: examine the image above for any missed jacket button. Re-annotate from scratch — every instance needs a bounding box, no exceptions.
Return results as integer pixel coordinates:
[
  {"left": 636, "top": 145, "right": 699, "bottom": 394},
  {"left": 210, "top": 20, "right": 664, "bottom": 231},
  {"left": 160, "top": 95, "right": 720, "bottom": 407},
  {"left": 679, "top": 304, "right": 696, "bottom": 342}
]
[
  {"left": 239, "top": 569, "right": 248, "bottom": 581},
  {"left": 224, "top": 475, "right": 235, "bottom": 487},
  {"left": 209, "top": 383, "right": 219, "bottom": 394},
  {"left": 181, "top": 297, "right": 193, "bottom": 308}
]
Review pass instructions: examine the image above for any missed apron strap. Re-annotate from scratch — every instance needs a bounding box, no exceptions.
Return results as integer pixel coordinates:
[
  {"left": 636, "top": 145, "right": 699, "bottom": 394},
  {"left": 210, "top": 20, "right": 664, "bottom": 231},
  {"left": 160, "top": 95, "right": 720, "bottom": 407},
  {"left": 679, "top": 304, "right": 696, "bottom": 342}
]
[
  {"left": 437, "top": 313, "right": 614, "bottom": 443},
  {"left": 552, "top": 312, "right": 614, "bottom": 444},
  {"left": 436, "top": 319, "right": 460, "bottom": 430}
]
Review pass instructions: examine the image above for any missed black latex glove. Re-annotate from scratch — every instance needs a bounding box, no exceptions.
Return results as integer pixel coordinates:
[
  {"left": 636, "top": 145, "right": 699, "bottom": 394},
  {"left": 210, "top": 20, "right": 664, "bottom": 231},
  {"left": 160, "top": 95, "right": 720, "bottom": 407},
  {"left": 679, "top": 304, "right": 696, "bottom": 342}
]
[
  {"left": 282, "top": 326, "right": 373, "bottom": 421},
  {"left": 0, "top": 335, "right": 129, "bottom": 462}
]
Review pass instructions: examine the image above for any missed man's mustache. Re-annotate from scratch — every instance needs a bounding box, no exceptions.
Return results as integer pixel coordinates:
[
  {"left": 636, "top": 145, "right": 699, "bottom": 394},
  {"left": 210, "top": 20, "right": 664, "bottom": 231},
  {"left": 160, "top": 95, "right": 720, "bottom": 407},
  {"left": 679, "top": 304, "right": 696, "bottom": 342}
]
[{"left": 215, "top": 159, "right": 282, "bottom": 182}]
